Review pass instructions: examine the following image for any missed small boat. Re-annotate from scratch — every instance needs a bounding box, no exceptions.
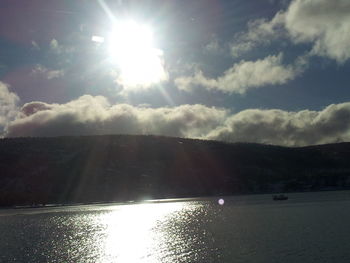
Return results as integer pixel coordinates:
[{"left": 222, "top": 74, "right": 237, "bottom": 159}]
[{"left": 273, "top": 194, "right": 288, "bottom": 201}]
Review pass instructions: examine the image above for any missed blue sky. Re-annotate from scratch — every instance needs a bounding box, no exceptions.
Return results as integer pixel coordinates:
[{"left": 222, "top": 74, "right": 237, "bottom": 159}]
[{"left": 1, "top": 0, "right": 350, "bottom": 146}]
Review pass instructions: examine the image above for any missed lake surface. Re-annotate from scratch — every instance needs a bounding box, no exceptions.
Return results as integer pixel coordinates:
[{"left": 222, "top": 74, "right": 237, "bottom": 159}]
[{"left": 2, "top": 191, "right": 350, "bottom": 262}]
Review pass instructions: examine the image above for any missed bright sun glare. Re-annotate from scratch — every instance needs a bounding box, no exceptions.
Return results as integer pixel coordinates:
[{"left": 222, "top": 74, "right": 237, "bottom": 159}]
[{"left": 108, "top": 20, "right": 167, "bottom": 89}]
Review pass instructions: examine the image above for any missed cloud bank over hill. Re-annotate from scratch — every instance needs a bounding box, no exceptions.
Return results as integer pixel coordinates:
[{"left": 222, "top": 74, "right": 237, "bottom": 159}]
[
  {"left": 4, "top": 95, "right": 227, "bottom": 140},
  {"left": 3, "top": 89, "right": 350, "bottom": 147},
  {"left": 207, "top": 104, "right": 350, "bottom": 146}
]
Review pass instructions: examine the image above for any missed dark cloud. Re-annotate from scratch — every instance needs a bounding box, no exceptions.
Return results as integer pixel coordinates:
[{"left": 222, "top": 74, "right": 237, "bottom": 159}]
[{"left": 21, "top": 101, "right": 52, "bottom": 117}]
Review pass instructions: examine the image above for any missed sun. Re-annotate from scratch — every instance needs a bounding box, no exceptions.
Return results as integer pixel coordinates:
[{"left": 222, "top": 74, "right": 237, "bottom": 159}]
[{"left": 107, "top": 20, "right": 167, "bottom": 89}]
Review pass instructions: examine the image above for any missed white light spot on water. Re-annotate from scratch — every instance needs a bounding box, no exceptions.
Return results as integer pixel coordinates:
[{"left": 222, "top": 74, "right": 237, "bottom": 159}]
[
  {"left": 100, "top": 202, "right": 185, "bottom": 262},
  {"left": 218, "top": 198, "right": 225, "bottom": 205}
]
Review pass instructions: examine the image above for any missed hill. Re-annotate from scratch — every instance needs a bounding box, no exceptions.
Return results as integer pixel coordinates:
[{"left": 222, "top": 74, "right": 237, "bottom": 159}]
[{"left": 1, "top": 135, "right": 350, "bottom": 206}]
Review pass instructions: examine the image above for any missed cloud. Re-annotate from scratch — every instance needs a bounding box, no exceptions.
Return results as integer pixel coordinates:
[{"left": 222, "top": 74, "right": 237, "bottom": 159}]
[
  {"left": 31, "top": 40, "right": 40, "bottom": 50},
  {"left": 284, "top": 0, "right": 350, "bottom": 63},
  {"left": 0, "top": 82, "right": 19, "bottom": 134},
  {"left": 5, "top": 95, "right": 227, "bottom": 139},
  {"left": 32, "top": 65, "right": 64, "bottom": 79},
  {"left": 231, "top": 0, "right": 350, "bottom": 63},
  {"left": 49, "top": 39, "right": 64, "bottom": 54},
  {"left": 5, "top": 94, "right": 350, "bottom": 147},
  {"left": 21, "top": 101, "right": 53, "bottom": 117},
  {"left": 49, "top": 39, "right": 61, "bottom": 53},
  {"left": 204, "top": 36, "right": 222, "bottom": 54},
  {"left": 49, "top": 38, "right": 75, "bottom": 55},
  {"left": 175, "top": 53, "right": 299, "bottom": 94},
  {"left": 231, "top": 12, "right": 285, "bottom": 57},
  {"left": 207, "top": 103, "right": 350, "bottom": 146},
  {"left": 46, "top": 70, "right": 64, "bottom": 80}
]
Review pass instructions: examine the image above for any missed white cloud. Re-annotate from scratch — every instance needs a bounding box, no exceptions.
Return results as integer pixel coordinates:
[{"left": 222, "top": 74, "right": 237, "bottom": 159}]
[
  {"left": 231, "top": 0, "right": 350, "bottom": 63},
  {"left": 49, "top": 39, "right": 62, "bottom": 54},
  {"left": 204, "top": 37, "right": 222, "bottom": 53},
  {"left": 5, "top": 95, "right": 227, "bottom": 139},
  {"left": 49, "top": 38, "right": 75, "bottom": 55},
  {"left": 32, "top": 65, "right": 64, "bottom": 79},
  {"left": 31, "top": 41, "right": 40, "bottom": 50},
  {"left": 0, "top": 82, "right": 19, "bottom": 134},
  {"left": 175, "top": 53, "right": 299, "bottom": 94},
  {"left": 231, "top": 12, "right": 285, "bottom": 57},
  {"left": 207, "top": 103, "right": 350, "bottom": 146},
  {"left": 46, "top": 70, "right": 64, "bottom": 80},
  {"left": 5, "top": 94, "right": 350, "bottom": 146},
  {"left": 285, "top": 0, "right": 350, "bottom": 63}
]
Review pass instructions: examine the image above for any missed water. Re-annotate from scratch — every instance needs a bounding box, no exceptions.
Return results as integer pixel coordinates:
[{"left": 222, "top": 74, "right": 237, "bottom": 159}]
[{"left": 1, "top": 191, "right": 350, "bottom": 262}]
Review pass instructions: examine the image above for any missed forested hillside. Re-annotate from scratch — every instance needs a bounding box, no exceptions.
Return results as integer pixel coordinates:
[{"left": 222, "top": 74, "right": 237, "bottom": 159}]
[{"left": 1, "top": 135, "right": 350, "bottom": 206}]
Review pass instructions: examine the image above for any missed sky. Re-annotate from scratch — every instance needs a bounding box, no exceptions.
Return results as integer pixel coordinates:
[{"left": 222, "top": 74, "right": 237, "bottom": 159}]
[{"left": 1, "top": 0, "right": 350, "bottom": 146}]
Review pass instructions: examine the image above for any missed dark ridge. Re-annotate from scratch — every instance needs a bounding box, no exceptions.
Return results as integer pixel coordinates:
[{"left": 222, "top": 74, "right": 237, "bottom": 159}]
[{"left": 1, "top": 134, "right": 350, "bottom": 207}]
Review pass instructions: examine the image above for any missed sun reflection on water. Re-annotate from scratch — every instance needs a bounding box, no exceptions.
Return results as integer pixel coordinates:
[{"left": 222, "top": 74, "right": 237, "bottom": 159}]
[
  {"left": 0, "top": 200, "right": 215, "bottom": 262},
  {"left": 95, "top": 202, "right": 186, "bottom": 262}
]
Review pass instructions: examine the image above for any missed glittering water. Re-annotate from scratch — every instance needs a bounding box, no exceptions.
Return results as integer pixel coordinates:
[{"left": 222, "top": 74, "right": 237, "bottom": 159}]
[{"left": 2, "top": 191, "right": 350, "bottom": 262}]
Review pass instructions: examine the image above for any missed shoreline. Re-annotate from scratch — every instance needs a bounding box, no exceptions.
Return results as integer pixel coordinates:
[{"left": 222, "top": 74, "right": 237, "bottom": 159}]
[{"left": 2, "top": 188, "right": 350, "bottom": 212}]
